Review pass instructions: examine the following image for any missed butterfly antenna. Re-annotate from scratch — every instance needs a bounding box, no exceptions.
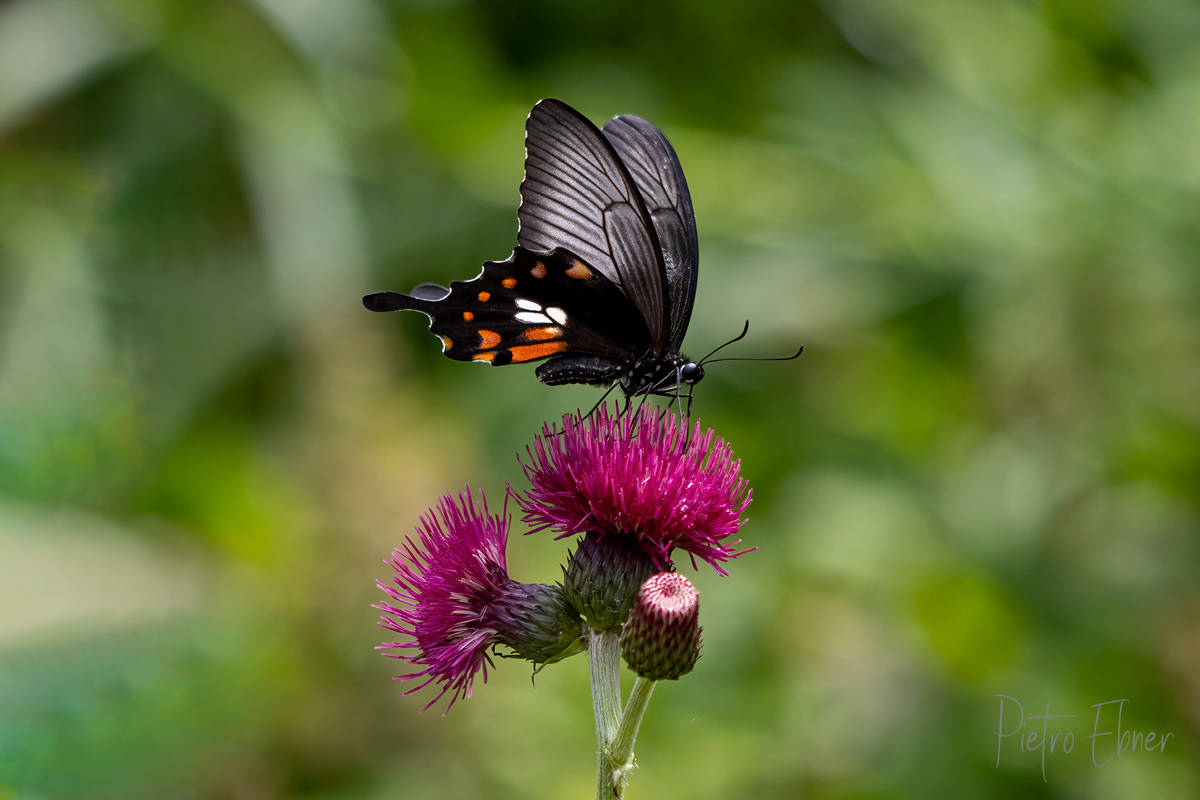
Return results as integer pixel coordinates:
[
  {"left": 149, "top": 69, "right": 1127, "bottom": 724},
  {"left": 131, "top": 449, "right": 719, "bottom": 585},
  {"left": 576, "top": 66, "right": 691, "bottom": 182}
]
[
  {"left": 696, "top": 319, "right": 803, "bottom": 366},
  {"left": 701, "top": 345, "right": 804, "bottom": 366},
  {"left": 697, "top": 320, "right": 751, "bottom": 365}
]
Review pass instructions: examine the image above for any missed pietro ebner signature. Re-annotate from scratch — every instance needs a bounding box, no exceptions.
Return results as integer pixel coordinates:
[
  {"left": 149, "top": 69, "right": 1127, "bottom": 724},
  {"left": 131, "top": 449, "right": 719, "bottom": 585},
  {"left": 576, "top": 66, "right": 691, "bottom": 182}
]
[{"left": 994, "top": 695, "right": 1174, "bottom": 782}]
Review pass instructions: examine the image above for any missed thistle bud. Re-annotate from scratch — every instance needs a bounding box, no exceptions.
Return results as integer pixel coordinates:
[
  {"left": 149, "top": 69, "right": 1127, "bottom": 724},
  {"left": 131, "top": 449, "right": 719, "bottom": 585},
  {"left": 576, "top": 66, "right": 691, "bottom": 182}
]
[
  {"left": 620, "top": 572, "right": 702, "bottom": 681},
  {"left": 563, "top": 531, "right": 657, "bottom": 631}
]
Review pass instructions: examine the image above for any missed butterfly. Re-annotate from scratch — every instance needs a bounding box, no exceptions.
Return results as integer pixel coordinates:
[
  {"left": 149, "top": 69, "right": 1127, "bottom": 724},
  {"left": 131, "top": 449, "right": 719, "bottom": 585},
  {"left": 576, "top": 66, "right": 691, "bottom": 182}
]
[{"left": 364, "top": 99, "right": 709, "bottom": 404}]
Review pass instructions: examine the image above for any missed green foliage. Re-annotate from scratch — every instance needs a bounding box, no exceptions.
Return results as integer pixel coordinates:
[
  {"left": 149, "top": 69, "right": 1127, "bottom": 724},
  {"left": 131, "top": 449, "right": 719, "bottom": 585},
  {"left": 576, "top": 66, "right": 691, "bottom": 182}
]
[{"left": 1, "top": 0, "right": 1197, "bottom": 797}]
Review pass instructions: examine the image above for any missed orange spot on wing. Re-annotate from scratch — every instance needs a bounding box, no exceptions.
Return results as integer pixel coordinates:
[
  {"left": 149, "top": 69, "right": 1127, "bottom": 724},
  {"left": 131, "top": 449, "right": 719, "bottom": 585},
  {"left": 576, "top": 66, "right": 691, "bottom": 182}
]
[
  {"left": 472, "top": 352, "right": 496, "bottom": 363},
  {"left": 566, "top": 260, "right": 592, "bottom": 280},
  {"left": 530, "top": 262, "right": 547, "bottom": 278},
  {"left": 438, "top": 335, "right": 453, "bottom": 351},
  {"left": 462, "top": 311, "right": 474, "bottom": 322},
  {"left": 477, "top": 291, "right": 491, "bottom": 302},
  {"left": 508, "top": 341, "right": 568, "bottom": 362},
  {"left": 501, "top": 277, "right": 518, "bottom": 289},
  {"left": 520, "top": 326, "right": 562, "bottom": 342},
  {"left": 478, "top": 329, "right": 502, "bottom": 348}
]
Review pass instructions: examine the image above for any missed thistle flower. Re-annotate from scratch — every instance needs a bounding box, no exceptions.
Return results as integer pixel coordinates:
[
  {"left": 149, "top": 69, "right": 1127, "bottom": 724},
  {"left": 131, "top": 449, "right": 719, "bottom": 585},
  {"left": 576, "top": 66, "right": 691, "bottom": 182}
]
[
  {"left": 376, "top": 489, "right": 585, "bottom": 713},
  {"left": 517, "top": 406, "right": 753, "bottom": 574},
  {"left": 621, "top": 572, "right": 703, "bottom": 681}
]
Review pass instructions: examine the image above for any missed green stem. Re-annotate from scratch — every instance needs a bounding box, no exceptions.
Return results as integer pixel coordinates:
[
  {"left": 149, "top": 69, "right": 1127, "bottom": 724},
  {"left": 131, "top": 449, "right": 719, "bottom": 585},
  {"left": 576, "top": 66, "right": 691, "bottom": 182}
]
[
  {"left": 588, "top": 628, "right": 623, "bottom": 799},
  {"left": 610, "top": 676, "right": 656, "bottom": 785}
]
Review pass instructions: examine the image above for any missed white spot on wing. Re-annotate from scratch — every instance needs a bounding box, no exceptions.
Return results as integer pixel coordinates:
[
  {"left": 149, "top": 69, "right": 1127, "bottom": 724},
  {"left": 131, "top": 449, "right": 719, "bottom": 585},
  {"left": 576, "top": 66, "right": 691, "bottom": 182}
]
[
  {"left": 515, "top": 311, "right": 551, "bottom": 324},
  {"left": 546, "top": 307, "right": 567, "bottom": 325},
  {"left": 515, "top": 298, "right": 542, "bottom": 311}
]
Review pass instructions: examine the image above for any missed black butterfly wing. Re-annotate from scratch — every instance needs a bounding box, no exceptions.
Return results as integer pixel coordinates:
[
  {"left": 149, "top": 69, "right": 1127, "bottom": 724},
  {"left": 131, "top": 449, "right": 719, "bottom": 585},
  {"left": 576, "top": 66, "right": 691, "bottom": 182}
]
[
  {"left": 364, "top": 248, "right": 651, "bottom": 370},
  {"left": 517, "top": 99, "right": 670, "bottom": 354},
  {"left": 602, "top": 113, "right": 699, "bottom": 354}
]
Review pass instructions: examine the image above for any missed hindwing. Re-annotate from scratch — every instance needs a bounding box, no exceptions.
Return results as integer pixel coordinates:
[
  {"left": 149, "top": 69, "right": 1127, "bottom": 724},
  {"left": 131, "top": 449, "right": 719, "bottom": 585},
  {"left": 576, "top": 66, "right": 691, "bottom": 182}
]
[{"left": 363, "top": 248, "right": 650, "bottom": 367}]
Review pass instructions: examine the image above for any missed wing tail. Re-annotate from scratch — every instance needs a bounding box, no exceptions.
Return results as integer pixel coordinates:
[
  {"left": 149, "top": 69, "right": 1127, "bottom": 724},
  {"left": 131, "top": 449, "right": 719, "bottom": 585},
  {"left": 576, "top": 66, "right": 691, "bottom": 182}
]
[{"left": 363, "top": 291, "right": 433, "bottom": 313}]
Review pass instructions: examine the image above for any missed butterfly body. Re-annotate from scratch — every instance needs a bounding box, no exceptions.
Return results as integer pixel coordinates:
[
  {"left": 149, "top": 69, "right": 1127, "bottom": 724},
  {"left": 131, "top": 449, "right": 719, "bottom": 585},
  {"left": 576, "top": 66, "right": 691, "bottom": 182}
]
[
  {"left": 538, "top": 352, "right": 701, "bottom": 397},
  {"left": 365, "top": 99, "right": 703, "bottom": 400}
]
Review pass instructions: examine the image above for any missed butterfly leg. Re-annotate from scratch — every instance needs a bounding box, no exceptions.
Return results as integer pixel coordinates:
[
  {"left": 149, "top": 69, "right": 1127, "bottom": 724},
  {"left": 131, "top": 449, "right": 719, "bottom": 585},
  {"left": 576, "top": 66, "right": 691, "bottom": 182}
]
[
  {"left": 669, "top": 366, "right": 692, "bottom": 445},
  {"left": 582, "top": 380, "right": 621, "bottom": 423},
  {"left": 655, "top": 367, "right": 692, "bottom": 447},
  {"left": 629, "top": 390, "right": 648, "bottom": 429},
  {"left": 672, "top": 373, "right": 695, "bottom": 449},
  {"left": 628, "top": 377, "right": 664, "bottom": 432}
]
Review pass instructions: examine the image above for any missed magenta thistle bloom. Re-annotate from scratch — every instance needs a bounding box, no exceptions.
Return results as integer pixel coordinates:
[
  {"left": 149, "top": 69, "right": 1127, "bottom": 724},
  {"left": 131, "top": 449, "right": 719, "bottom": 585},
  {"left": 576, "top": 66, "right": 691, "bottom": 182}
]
[
  {"left": 517, "top": 406, "right": 753, "bottom": 575},
  {"left": 376, "top": 489, "right": 584, "bottom": 713}
]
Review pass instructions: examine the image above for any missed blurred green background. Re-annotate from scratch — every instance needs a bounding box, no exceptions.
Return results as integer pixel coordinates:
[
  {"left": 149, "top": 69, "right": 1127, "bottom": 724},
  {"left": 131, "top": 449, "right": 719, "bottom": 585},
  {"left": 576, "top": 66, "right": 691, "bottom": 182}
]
[{"left": 2, "top": 0, "right": 1198, "bottom": 797}]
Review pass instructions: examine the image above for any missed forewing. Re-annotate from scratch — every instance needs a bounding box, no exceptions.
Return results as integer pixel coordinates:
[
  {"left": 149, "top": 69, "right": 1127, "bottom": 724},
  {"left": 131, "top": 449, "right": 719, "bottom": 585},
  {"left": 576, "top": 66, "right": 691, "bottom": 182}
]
[
  {"left": 517, "top": 99, "right": 670, "bottom": 351},
  {"left": 363, "top": 248, "right": 650, "bottom": 367},
  {"left": 602, "top": 113, "right": 699, "bottom": 353}
]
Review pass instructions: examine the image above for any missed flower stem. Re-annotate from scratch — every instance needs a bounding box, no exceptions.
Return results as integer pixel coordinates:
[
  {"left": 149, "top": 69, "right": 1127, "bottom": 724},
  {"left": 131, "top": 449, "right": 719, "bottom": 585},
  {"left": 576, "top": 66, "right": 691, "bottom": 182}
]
[
  {"left": 610, "top": 676, "right": 656, "bottom": 785},
  {"left": 588, "top": 627, "right": 623, "bottom": 799}
]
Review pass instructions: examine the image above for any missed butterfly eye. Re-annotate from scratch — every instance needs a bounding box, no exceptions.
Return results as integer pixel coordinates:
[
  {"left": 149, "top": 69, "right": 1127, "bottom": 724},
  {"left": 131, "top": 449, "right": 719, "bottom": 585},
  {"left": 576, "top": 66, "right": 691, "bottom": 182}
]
[{"left": 680, "top": 362, "right": 704, "bottom": 384}]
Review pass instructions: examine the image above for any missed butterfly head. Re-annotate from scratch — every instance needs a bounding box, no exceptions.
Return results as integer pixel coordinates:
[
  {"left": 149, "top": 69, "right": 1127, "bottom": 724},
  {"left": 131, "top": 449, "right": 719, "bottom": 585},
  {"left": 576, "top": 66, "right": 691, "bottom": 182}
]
[{"left": 679, "top": 361, "right": 704, "bottom": 385}]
